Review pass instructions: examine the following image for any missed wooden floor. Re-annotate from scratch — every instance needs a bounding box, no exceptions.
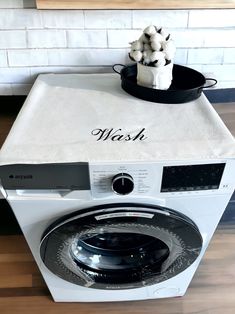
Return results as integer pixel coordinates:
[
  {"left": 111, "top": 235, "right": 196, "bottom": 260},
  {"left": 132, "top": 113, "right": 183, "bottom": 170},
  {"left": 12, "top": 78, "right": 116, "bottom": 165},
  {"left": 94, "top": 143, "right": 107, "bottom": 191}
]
[
  {"left": 0, "top": 229, "right": 234, "bottom": 314},
  {"left": 213, "top": 102, "right": 235, "bottom": 136},
  {"left": 0, "top": 101, "right": 235, "bottom": 313}
]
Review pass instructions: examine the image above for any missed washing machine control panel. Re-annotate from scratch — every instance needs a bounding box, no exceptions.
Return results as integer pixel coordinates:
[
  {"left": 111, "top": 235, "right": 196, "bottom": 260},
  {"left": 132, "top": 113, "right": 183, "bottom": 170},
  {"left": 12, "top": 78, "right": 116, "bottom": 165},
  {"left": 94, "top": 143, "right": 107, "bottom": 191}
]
[
  {"left": 89, "top": 163, "right": 161, "bottom": 197},
  {"left": 0, "top": 161, "right": 228, "bottom": 196},
  {"left": 89, "top": 161, "right": 229, "bottom": 198}
]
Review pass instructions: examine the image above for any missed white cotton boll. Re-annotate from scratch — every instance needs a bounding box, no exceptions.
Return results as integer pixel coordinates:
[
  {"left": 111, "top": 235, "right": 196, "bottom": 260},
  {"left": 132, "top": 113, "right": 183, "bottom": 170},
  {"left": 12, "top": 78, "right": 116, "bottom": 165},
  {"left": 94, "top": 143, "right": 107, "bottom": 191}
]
[
  {"left": 150, "top": 32, "right": 164, "bottom": 43},
  {"left": 162, "top": 40, "right": 176, "bottom": 60},
  {"left": 131, "top": 50, "right": 143, "bottom": 62},
  {"left": 159, "top": 28, "right": 170, "bottom": 41},
  {"left": 153, "top": 58, "right": 166, "bottom": 68},
  {"left": 130, "top": 40, "right": 143, "bottom": 51},
  {"left": 139, "top": 33, "right": 149, "bottom": 44},
  {"left": 150, "top": 51, "right": 166, "bottom": 68},
  {"left": 142, "top": 50, "right": 152, "bottom": 65},
  {"left": 143, "top": 25, "right": 157, "bottom": 37},
  {"left": 129, "top": 50, "right": 135, "bottom": 61},
  {"left": 150, "top": 51, "right": 165, "bottom": 63},
  {"left": 143, "top": 43, "right": 152, "bottom": 51},
  {"left": 150, "top": 40, "right": 162, "bottom": 51},
  {"left": 129, "top": 50, "right": 140, "bottom": 61},
  {"left": 129, "top": 25, "right": 175, "bottom": 68}
]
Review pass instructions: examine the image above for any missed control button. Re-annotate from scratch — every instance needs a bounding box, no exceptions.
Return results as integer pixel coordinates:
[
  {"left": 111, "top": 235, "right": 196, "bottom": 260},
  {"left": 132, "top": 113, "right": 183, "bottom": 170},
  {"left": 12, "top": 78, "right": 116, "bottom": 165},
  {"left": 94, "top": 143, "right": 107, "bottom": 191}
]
[{"left": 112, "top": 173, "right": 134, "bottom": 195}]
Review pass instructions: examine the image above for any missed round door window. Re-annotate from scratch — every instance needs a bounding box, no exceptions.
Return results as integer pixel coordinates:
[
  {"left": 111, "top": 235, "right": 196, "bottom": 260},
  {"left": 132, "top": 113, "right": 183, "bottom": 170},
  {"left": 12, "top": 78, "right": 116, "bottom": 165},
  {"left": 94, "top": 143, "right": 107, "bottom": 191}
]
[{"left": 40, "top": 203, "right": 203, "bottom": 289}]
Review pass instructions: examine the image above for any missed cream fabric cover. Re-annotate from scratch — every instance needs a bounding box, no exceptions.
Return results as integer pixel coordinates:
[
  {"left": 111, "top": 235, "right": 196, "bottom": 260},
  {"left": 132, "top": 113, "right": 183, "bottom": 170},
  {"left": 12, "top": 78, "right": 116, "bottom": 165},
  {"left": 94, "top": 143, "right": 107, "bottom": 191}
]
[{"left": 1, "top": 73, "right": 235, "bottom": 165}]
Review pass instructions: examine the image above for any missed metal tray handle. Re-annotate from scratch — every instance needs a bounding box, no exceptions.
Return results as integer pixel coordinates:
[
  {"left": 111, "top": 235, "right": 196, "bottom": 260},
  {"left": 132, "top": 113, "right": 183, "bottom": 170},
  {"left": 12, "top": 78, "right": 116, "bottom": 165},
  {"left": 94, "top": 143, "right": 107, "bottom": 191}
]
[
  {"left": 202, "top": 78, "right": 218, "bottom": 89},
  {"left": 112, "top": 64, "right": 125, "bottom": 75}
]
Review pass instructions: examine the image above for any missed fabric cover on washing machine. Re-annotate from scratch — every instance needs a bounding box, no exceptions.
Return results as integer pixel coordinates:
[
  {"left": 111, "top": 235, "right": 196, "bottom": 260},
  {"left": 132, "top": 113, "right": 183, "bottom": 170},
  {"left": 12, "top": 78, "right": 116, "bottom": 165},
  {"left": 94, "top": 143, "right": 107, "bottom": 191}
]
[{"left": 0, "top": 73, "right": 235, "bottom": 165}]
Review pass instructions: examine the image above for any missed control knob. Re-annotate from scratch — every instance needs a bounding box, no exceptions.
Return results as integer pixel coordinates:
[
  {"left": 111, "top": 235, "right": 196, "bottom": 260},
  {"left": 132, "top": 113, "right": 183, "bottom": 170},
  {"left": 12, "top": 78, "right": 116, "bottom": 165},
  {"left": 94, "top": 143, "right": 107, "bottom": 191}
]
[{"left": 112, "top": 173, "right": 134, "bottom": 195}]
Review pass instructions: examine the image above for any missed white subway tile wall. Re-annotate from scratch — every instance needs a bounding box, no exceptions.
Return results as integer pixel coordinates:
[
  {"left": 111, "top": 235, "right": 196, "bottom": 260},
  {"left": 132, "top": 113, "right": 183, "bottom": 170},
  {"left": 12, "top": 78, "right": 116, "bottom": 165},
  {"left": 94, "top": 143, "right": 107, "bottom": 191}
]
[
  {"left": 174, "top": 49, "right": 188, "bottom": 65},
  {"left": 0, "top": 1, "right": 234, "bottom": 94},
  {"left": 42, "top": 10, "right": 84, "bottom": 29},
  {"left": 84, "top": 10, "right": 132, "bottom": 29},
  {"left": 0, "top": 9, "right": 43, "bottom": 29},
  {"left": 202, "top": 65, "right": 235, "bottom": 81},
  {"left": 132, "top": 10, "right": 189, "bottom": 28},
  {"left": 0, "top": 1, "right": 24, "bottom": 9},
  {"left": 224, "top": 48, "right": 235, "bottom": 63},
  {"left": 30, "top": 66, "right": 113, "bottom": 80},
  {"left": 67, "top": 30, "right": 107, "bottom": 48},
  {"left": 0, "top": 51, "right": 7, "bottom": 67},
  {"left": 47, "top": 48, "right": 129, "bottom": 66},
  {"left": 187, "top": 48, "right": 224, "bottom": 64},
  {"left": 0, "top": 30, "right": 27, "bottom": 48},
  {"left": 107, "top": 30, "right": 141, "bottom": 48},
  {"left": 188, "top": 10, "right": 235, "bottom": 28},
  {"left": 8, "top": 49, "right": 48, "bottom": 67},
  {"left": 0, "top": 0, "right": 35, "bottom": 9},
  {"left": 28, "top": 30, "right": 67, "bottom": 48},
  {"left": 0, "top": 68, "right": 32, "bottom": 84}
]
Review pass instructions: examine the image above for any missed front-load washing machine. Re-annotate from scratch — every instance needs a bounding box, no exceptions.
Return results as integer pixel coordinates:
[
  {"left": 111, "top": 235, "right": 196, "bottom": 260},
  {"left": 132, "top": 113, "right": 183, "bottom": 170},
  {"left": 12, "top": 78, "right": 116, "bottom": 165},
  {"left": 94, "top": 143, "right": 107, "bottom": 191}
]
[{"left": 0, "top": 74, "right": 235, "bottom": 302}]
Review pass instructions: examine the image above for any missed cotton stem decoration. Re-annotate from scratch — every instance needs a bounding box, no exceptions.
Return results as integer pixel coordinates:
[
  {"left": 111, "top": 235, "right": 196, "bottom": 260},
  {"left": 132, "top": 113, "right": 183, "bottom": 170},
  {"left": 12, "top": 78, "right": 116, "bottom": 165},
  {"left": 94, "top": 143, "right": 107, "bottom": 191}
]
[{"left": 129, "top": 25, "right": 176, "bottom": 90}]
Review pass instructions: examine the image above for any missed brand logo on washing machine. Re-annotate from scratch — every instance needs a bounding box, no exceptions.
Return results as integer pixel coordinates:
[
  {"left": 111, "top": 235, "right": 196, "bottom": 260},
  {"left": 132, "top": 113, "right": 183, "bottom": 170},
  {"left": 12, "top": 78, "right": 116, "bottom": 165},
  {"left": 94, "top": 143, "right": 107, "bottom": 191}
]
[
  {"left": 91, "top": 128, "right": 147, "bottom": 141},
  {"left": 9, "top": 174, "right": 33, "bottom": 180}
]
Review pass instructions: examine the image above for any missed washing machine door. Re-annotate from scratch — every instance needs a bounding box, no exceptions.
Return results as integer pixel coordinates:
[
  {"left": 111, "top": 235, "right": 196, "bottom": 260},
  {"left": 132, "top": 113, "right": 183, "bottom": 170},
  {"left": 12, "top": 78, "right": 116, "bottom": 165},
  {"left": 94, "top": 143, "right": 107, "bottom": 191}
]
[{"left": 40, "top": 203, "right": 203, "bottom": 289}]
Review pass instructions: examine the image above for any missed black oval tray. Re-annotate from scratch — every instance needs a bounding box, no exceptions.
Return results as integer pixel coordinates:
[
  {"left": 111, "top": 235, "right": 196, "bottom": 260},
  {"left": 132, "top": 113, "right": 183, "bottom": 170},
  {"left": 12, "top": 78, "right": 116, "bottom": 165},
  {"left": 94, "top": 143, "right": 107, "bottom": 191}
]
[{"left": 113, "top": 64, "right": 217, "bottom": 104}]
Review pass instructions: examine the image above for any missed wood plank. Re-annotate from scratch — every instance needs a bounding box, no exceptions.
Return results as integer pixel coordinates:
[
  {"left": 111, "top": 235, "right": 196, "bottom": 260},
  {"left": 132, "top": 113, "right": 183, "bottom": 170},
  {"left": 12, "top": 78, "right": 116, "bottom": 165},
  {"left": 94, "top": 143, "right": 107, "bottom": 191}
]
[
  {"left": 0, "top": 274, "right": 46, "bottom": 289},
  {"left": 0, "top": 262, "right": 39, "bottom": 276},
  {"left": 213, "top": 102, "right": 235, "bottom": 136},
  {"left": 0, "top": 253, "right": 33, "bottom": 263},
  {"left": 0, "top": 115, "right": 16, "bottom": 148},
  {"left": 0, "top": 236, "right": 31, "bottom": 254},
  {"left": 1, "top": 284, "right": 235, "bottom": 314},
  {"left": 0, "top": 274, "right": 32, "bottom": 288},
  {"left": 36, "top": 0, "right": 235, "bottom": 9},
  {"left": 0, "top": 287, "right": 49, "bottom": 298},
  {"left": 32, "top": 275, "right": 47, "bottom": 288}
]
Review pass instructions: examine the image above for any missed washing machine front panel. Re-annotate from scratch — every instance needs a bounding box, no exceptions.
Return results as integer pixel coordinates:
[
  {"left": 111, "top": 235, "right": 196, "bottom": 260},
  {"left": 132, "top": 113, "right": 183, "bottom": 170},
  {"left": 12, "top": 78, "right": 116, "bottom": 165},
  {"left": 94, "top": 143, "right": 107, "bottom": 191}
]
[
  {"left": 1, "top": 73, "right": 235, "bottom": 302},
  {"left": 40, "top": 203, "right": 202, "bottom": 290},
  {"left": 1, "top": 159, "right": 234, "bottom": 301}
]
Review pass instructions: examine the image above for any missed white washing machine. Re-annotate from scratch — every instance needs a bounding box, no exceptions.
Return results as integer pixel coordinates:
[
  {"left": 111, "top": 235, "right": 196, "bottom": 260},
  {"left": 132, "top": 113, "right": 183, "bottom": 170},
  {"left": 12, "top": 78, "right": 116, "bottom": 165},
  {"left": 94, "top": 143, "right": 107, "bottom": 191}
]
[{"left": 0, "top": 74, "right": 235, "bottom": 302}]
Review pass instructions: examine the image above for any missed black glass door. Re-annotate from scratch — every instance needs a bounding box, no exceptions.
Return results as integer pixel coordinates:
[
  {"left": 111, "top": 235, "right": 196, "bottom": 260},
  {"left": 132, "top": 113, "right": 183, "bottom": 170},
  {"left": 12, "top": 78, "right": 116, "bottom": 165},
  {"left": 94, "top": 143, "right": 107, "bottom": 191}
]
[{"left": 40, "top": 203, "right": 202, "bottom": 289}]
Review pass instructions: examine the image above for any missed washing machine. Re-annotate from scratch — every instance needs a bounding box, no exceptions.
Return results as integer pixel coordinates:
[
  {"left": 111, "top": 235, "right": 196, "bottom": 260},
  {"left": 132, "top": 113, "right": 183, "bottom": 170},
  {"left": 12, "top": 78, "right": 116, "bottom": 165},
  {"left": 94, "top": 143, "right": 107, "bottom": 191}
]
[{"left": 0, "top": 73, "right": 235, "bottom": 302}]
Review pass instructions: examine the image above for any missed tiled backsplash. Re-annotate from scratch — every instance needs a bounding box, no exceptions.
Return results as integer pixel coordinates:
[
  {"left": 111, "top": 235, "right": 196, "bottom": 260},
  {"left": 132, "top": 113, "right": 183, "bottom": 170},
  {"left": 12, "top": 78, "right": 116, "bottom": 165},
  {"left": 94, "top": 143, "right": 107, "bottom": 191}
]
[{"left": 0, "top": 0, "right": 235, "bottom": 95}]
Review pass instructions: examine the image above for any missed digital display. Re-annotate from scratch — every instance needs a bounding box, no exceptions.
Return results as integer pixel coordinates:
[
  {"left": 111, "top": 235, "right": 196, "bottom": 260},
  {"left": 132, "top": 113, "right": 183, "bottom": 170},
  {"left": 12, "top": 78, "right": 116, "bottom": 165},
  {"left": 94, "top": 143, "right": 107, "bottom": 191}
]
[{"left": 161, "top": 163, "right": 225, "bottom": 192}]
